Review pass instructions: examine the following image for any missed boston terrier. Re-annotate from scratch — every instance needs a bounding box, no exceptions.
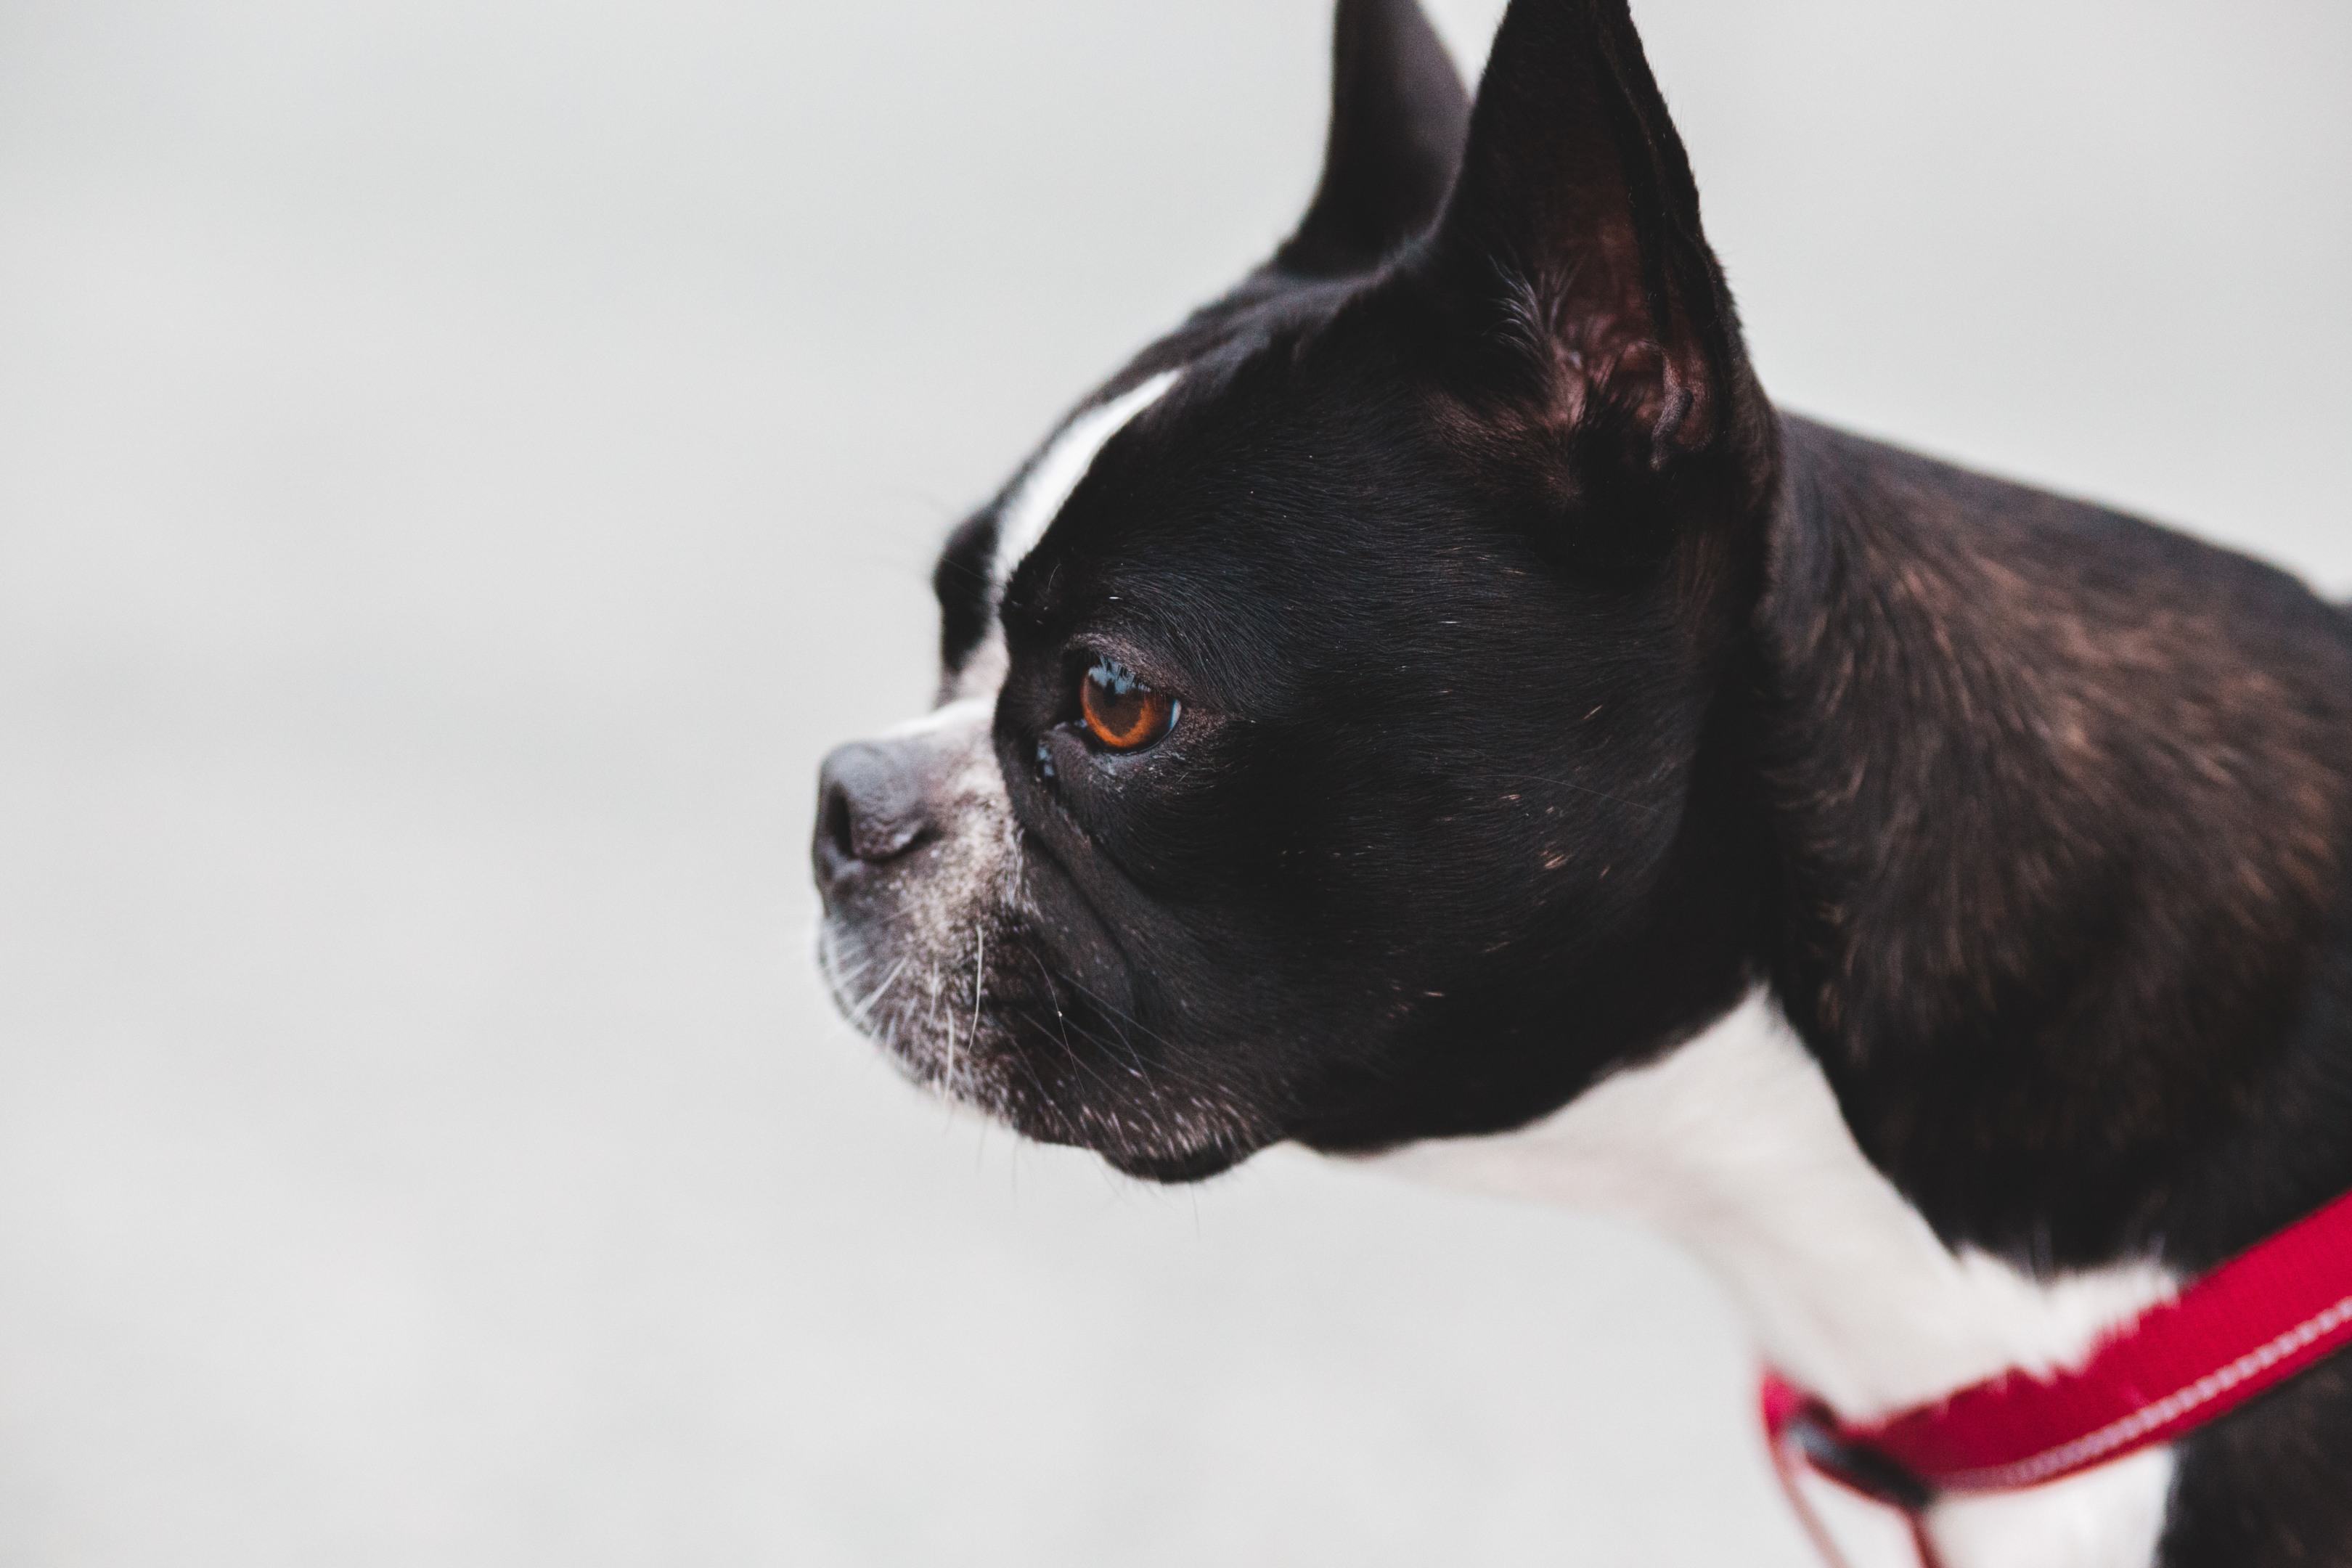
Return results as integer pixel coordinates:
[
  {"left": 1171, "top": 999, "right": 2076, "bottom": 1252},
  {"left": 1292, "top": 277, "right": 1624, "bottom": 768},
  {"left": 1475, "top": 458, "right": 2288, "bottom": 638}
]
[{"left": 811, "top": 2, "right": 2352, "bottom": 1562}]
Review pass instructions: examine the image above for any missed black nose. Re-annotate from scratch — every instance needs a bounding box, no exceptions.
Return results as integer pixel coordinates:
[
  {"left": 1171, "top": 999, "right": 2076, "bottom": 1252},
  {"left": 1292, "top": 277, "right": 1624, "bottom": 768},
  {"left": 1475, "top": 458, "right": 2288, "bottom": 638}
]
[{"left": 814, "top": 740, "right": 933, "bottom": 889}]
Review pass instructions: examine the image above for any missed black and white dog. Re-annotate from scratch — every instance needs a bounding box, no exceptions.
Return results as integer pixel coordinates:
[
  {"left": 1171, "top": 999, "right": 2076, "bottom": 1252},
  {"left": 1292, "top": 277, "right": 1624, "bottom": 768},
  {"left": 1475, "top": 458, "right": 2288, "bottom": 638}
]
[{"left": 812, "top": 2, "right": 2352, "bottom": 1561}]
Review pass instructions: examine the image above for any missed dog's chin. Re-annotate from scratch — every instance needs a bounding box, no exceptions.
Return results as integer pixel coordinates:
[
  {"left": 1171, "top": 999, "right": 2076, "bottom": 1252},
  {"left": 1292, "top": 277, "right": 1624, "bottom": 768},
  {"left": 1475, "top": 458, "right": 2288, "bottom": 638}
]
[
  {"left": 820, "top": 918, "right": 1270, "bottom": 1185},
  {"left": 830, "top": 990, "right": 1268, "bottom": 1186},
  {"left": 1096, "top": 1142, "right": 1251, "bottom": 1185},
  {"left": 992, "top": 1092, "right": 1265, "bottom": 1185}
]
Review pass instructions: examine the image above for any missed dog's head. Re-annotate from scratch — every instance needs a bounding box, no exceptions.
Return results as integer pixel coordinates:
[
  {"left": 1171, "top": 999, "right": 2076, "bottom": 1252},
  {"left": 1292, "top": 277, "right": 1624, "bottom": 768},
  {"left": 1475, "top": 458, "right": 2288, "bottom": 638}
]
[{"left": 814, "top": 0, "right": 1779, "bottom": 1181}]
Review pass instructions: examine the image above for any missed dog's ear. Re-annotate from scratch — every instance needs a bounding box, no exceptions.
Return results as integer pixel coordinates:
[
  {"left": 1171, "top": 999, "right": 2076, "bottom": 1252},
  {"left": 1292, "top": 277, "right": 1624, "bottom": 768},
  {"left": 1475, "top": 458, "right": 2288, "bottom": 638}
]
[
  {"left": 1275, "top": 0, "right": 1471, "bottom": 278},
  {"left": 1418, "top": 0, "right": 1754, "bottom": 477}
]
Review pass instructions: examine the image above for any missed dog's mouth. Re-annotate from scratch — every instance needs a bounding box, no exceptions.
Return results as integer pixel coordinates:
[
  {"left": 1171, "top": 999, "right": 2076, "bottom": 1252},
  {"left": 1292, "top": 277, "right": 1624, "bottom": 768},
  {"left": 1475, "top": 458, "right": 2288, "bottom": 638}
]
[{"left": 817, "top": 903, "right": 1275, "bottom": 1183}]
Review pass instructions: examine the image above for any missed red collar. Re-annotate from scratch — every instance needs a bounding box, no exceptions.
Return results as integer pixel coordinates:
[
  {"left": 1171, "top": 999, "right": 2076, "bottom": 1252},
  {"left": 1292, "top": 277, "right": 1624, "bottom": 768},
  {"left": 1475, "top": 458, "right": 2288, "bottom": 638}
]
[{"left": 1763, "top": 1185, "right": 2352, "bottom": 1527}]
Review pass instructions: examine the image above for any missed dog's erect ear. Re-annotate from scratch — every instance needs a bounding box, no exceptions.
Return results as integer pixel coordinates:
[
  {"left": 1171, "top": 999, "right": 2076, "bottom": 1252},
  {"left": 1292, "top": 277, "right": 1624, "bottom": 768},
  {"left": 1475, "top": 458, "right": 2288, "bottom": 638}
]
[
  {"left": 1275, "top": 0, "right": 1471, "bottom": 278},
  {"left": 1420, "top": 0, "right": 1751, "bottom": 473}
]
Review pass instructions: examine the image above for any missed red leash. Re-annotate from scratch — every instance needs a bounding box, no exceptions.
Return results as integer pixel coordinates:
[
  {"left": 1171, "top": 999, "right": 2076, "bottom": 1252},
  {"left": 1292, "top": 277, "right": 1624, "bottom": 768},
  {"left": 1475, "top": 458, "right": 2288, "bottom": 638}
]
[
  {"left": 1764, "top": 1374, "right": 1948, "bottom": 1568},
  {"left": 1763, "top": 1186, "right": 2352, "bottom": 1561}
]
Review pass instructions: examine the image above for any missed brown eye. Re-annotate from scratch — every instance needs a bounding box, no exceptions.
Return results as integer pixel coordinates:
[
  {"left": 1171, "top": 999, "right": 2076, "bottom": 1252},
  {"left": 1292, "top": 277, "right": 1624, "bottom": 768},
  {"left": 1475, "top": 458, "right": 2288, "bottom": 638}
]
[{"left": 1079, "top": 658, "right": 1176, "bottom": 751}]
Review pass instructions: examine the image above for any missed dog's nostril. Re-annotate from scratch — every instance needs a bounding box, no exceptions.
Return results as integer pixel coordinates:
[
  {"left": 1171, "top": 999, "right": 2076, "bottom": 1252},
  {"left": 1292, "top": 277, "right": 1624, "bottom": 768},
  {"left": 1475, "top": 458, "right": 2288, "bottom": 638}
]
[{"left": 824, "top": 780, "right": 858, "bottom": 865}]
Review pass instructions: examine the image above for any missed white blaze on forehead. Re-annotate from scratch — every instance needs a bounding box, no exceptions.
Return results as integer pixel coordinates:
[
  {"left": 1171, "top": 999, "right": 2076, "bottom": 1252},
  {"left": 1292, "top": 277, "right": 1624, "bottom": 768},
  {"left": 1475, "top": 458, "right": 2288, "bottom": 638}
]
[{"left": 989, "top": 369, "right": 1180, "bottom": 596}]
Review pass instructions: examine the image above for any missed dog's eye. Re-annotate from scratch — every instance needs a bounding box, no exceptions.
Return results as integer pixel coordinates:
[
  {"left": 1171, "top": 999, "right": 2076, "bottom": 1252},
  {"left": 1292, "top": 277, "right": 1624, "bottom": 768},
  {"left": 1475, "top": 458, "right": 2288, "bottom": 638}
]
[{"left": 1079, "top": 658, "right": 1176, "bottom": 751}]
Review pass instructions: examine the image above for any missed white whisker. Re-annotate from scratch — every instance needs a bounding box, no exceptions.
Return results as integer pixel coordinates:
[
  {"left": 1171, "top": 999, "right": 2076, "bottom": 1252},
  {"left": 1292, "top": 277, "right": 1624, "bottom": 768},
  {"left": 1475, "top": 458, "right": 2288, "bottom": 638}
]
[{"left": 846, "top": 956, "right": 910, "bottom": 1027}]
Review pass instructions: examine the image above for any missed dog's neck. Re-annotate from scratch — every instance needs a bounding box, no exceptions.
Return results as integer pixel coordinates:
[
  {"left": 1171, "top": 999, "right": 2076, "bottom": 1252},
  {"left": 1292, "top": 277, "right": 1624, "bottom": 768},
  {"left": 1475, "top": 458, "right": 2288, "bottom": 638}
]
[
  {"left": 1363, "top": 992, "right": 2182, "bottom": 1568},
  {"left": 1742, "top": 416, "right": 2352, "bottom": 1279},
  {"left": 1368, "top": 992, "right": 2176, "bottom": 1421}
]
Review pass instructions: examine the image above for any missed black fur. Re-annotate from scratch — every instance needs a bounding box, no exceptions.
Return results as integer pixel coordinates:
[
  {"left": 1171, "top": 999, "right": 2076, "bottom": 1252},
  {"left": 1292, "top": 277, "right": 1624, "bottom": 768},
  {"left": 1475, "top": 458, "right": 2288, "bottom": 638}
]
[
  {"left": 1275, "top": 0, "right": 1468, "bottom": 277},
  {"left": 817, "top": 1, "right": 2352, "bottom": 1558}
]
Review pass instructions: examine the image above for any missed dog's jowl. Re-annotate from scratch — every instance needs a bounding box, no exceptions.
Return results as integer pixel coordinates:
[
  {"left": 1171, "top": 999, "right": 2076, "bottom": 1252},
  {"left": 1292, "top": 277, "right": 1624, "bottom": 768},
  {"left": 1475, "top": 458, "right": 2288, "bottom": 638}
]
[{"left": 812, "top": 2, "right": 2352, "bottom": 1562}]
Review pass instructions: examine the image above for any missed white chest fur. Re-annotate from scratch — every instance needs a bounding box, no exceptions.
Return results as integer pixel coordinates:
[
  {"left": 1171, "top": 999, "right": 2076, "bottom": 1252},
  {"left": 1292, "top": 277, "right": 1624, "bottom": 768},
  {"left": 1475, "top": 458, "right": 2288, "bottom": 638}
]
[{"left": 1357, "top": 994, "right": 2180, "bottom": 1568}]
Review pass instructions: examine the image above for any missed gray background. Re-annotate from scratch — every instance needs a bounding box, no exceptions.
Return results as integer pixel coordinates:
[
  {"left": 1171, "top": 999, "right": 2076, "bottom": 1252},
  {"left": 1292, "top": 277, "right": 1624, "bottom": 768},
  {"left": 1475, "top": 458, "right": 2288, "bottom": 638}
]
[{"left": 3, "top": 1, "right": 2348, "bottom": 1563}]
